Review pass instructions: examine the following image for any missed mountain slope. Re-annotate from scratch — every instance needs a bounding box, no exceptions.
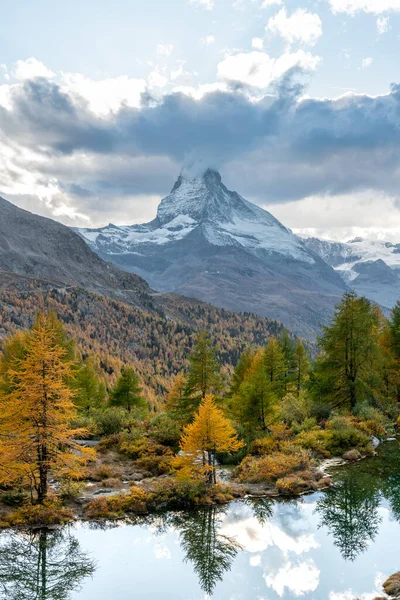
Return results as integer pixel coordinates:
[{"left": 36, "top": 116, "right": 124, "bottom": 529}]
[
  {"left": 78, "top": 169, "right": 347, "bottom": 337},
  {"left": 0, "top": 194, "right": 156, "bottom": 310},
  {"left": 302, "top": 236, "right": 400, "bottom": 309}
]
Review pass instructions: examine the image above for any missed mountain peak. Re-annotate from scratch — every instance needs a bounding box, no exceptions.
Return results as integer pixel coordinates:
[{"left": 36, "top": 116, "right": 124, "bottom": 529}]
[{"left": 171, "top": 168, "right": 221, "bottom": 193}]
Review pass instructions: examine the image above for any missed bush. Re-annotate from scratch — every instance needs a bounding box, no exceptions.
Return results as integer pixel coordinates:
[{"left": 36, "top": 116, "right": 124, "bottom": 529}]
[
  {"left": 325, "top": 417, "right": 371, "bottom": 455},
  {"left": 281, "top": 393, "right": 311, "bottom": 425},
  {"left": 85, "top": 487, "right": 150, "bottom": 520},
  {"left": 294, "top": 428, "right": 333, "bottom": 458},
  {"left": 276, "top": 475, "right": 312, "bottom": 496},
  {"left": 59, "top": 479, "right": 85, "bottom": 500},
  {"left": 0, "top": 490, "right": 26, "bottom": 507},
  {"left": 7, "top": 498, "right": 73, "bottom": 526},
  {"left": 250, "top": 436, "right": 280, "bottom": 456},
  {"left": 236, "top": 449, "right": 310, "bottom": 484},
  {"left": 148, "top": 413, "right": 181, "bottom": 447},
  {"left": 149, "top": 476, "right": 208, "bottom": 509},
  {"left": 93, "top": 407, "right": 130, "bottom": 436},
  {"left": 119, "top": 437, "right": 174, "bottom": 476}
]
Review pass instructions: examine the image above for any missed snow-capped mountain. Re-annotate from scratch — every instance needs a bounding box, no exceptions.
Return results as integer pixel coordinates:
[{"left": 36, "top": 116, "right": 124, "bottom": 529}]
[
  {"left": 302, "top": 236, "right": 400, "bottom": 309},
  {"left": 78, "top": 169, "right": 346, "bottom": 338},
  {"left": 80, "top": 170, "right": 314, "bottom": 266}
]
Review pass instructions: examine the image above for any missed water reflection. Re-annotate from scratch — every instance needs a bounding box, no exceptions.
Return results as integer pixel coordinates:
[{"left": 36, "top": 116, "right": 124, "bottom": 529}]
[
  {"left": 315, "top": 470, "right": 382, "bottom": 561},
  {"left": 168, "top": 507, "right": 242, "bottom": 596},
  {"left": 0, "top": 528, "right": 96, "bottom": 600}
]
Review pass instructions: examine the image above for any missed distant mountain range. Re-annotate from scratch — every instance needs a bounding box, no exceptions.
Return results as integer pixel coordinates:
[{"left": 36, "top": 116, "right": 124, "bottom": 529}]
[
  {"left": 302, "top": 236, "right": 400, "bottom": 309},
  {"left": 77, "top": 170, "right": 347, "bottom": 338}
]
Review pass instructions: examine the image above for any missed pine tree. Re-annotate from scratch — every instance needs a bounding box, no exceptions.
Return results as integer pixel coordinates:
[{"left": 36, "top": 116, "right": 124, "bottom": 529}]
[
  {"left": 110, "top": 367, "right": 146, "bottom": 413},
  {"left": 185, "top": 332, "right": 222, "bottom": 410},
  {"left": 294, "top": 338, "right": 310, "bottom": 397},
  {"left": 178, "top": 395, "right": 243, "bottom": 484},
  {"left": 0, "top": 313, "right": 93, "bottom": 503}
]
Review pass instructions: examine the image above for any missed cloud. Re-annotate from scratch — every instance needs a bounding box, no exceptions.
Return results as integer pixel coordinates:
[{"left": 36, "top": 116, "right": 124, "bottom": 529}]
[
  {"left": 13, "top": 57, "right": 55, "bottom": 81},
  {"left": 361, "top": 57, "right": 373, "bottom": 68},
  {"left": 217, "top": 50, "right": 321, "bottom": 88},
  {"left": 329, "top": 0, "right": 400, "bottom": 15},
  {"left": 187, "top": 0, "right": 214, "bottom": 9},
  {"left": 264, "top": 559, "right": 320, "bottom": 597},
  {"left": 3, "top": 57, "right": 400, "bottom": 233},
  {"left": 201, "top": 35, "right": 216, "bottom": 45},
  {"left": 266, "top": 8, "right": 323, "bottom": 47},
  {"left": 262, "top": 0, "right": 282, "bottom": 6},
  {"left": 252, "top": 37, "right": 264, "bottom": 49},
  {"left": 377, "top": 16, "right": 390, "bottom": 33},
  {"left": 157, "top": 44, "right": 174, "bottom": 57}
]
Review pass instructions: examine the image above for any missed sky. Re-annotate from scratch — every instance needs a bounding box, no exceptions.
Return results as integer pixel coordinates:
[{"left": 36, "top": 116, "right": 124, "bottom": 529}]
[{"left": 1, "top": 0, "right": 400, "bottom": 241}]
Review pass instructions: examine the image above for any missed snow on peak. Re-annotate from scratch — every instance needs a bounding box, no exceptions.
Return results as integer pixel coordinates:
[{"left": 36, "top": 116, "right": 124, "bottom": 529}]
[{"left": 78, "top": 169, "right": 315, "bottom": 264}]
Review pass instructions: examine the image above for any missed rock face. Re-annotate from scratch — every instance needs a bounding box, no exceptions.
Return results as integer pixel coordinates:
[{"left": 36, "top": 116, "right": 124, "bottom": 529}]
[
  {"left": 78, "top": 170, "right": 347, "bottom": 337},
  {"left": 303, "top": 236, "right": 400, "bottom": 309},
  {"left": 0, "top": 194, "right": 153, "bottom": 310}
]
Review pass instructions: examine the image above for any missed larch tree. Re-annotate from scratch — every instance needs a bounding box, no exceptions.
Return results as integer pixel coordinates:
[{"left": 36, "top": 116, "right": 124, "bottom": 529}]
[
  {"left": 165, "top": 372, "right": 188, "bottom": 422},
  {"left": 310, "top": 292, "right": 382, "bottom": 410},
  {"left": 0, "top": 313, "right": 93, "bottom": 504},
  {"left": 263, "top": 336, "right": 287, "bottom": 400},
  {"left": 178, "top": 395, "right": 243, "bottom": 484},
  {"left": 110, "top": 367, "right": 146, "bottom": 413},
  {"left": 294, "top": 339, "right": 310, "bottom": 397},
  {"left": 184, "top": 332, "right": 222, "bottom": 412},
  {"left": 73, "top": 357, "right": 106, "bottom": 411}
]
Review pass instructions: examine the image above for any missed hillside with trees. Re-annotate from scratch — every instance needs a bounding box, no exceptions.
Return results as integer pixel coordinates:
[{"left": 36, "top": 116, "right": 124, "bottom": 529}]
[{"left": 0, "top": 291, "right": 400, "bottom": 529}]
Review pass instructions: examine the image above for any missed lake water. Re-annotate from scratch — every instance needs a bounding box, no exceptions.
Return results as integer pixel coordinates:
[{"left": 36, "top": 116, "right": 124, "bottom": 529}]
[{"left": 1, "top": 441, "right": 400, "bottom": 600}]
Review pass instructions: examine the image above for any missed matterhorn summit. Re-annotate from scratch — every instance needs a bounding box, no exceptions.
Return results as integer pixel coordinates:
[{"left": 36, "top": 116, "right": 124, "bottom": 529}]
[{"left": 78, "top": 169, "right": 346, "bottom": 337}]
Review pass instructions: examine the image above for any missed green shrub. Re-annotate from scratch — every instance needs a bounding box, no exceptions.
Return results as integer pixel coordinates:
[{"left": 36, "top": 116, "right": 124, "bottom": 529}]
[
  {"left": 0, "top": 490, "right": 26, "bottom": 507},
  {"left": 93, "top": 407, "right": 130, "bottom": 436},
  {"left": 148, "top": 413, "right": 181, "bottom": 447},
  {"left": 149, "top": 476, "right": 207, "bottom": 509},
  {"left": 281, "top": 392, "right": 311, "bottom": 425}
]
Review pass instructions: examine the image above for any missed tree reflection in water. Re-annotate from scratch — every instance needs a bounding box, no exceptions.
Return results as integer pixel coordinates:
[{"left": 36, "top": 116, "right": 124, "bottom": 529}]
[
  {"left": 0, "top": 528, "right": 96, "bottom": 600},
  {"left": 170, "top": 506, "right": 242, "bottom": 596}
]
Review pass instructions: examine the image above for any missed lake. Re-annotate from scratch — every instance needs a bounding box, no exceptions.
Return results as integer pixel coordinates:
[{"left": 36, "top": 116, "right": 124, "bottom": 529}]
[{"left": 1, "top": 440, "right": 400, "bottom": 600}]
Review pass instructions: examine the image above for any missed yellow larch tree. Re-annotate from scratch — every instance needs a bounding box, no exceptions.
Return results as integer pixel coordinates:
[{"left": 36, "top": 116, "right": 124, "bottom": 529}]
[
  {"left": 178, "top": 395, "right": 243, "bottom": 485},
  {"left": 0, "top": 313, "right": 94, "bottom": 504}
]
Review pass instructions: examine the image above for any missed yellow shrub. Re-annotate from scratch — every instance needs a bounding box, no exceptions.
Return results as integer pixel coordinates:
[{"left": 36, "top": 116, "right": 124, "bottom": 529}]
[
  {"left": 85, "top": 487, "right": 150, "bottom": 520},
  {"left": 7, "top": 498, "right": 73, "bottom": 526},
  {"left": 294, "top": 429, "right": 333, "bottom": 458},
  {"left": 236, "top": 449, "right": 310, "bottom": 484}
]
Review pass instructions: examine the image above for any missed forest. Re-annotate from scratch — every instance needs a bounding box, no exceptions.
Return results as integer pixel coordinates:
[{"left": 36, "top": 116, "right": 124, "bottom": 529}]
[{"left": 0, "top": 290, "right": 399, "bottom": 526}]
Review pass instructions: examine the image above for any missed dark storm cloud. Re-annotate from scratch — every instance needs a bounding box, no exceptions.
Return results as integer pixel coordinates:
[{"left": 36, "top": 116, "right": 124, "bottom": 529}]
[{"left": 2, "top": 74, "right": 400, "bottom": 203}]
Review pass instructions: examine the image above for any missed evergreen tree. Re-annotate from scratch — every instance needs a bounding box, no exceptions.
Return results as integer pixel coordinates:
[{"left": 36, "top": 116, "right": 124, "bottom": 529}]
[
  {"left": 309, "top": 292, "right": 382, "bottom": 411},
  {"left": 185, "top": 332, "right": 222, "bottom": 410},
  {"left": 294, "top": 338, "right": 310, "bottom": 397},
  {"left": 110, "top": 367, "right": 146, "bottom": 413}
]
